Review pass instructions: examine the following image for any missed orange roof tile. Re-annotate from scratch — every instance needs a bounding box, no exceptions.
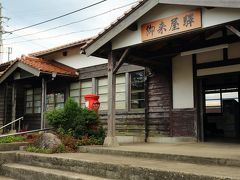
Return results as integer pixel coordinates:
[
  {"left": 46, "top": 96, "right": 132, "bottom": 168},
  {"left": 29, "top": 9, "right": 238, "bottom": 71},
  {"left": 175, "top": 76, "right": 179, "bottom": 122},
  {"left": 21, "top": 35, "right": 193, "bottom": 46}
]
[{"left": 20, "top": 55, "right": 77, "bottom": 76}]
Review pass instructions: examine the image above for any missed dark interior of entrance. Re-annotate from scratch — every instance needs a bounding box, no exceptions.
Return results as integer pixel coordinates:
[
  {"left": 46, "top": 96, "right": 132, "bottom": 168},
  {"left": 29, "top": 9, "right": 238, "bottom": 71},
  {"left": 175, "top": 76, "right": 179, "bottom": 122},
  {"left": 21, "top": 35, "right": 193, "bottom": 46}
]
[{"left": 202, "top": 74, "right": 240, "bottom": 142}]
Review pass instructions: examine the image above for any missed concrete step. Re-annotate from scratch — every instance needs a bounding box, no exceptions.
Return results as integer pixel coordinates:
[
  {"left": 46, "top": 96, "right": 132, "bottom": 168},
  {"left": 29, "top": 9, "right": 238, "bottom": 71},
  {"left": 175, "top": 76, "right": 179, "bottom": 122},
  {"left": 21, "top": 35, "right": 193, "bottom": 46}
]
[
  {"left": 78, "top": 146, "right": 240, "bottom": 167},
  {"left": 0, "top": 142, "right": 29, "bottom": 151},
  {"left": 1, "top": 163, "right": 113, "bottom": 180},
  {"left": 0, "top": 176, "right": 16, "bottom": 180},
  {"left": 14, "top": 152, "right": 240, "bottom": 180}
]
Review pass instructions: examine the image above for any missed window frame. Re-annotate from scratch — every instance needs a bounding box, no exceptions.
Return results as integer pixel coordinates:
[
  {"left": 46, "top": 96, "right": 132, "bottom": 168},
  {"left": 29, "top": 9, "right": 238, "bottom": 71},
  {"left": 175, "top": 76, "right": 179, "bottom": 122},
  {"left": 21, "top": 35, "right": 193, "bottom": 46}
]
[{"left": 129, "top": 70, "right": 145, "bottom": 111}]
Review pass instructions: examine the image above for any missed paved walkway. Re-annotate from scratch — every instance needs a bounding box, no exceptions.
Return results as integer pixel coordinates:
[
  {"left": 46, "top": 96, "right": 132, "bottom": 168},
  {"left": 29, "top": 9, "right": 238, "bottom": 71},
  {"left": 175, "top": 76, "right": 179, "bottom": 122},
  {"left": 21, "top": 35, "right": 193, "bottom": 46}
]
[{"left": 95, "top": 142, "right": 240, "bottom": 160}]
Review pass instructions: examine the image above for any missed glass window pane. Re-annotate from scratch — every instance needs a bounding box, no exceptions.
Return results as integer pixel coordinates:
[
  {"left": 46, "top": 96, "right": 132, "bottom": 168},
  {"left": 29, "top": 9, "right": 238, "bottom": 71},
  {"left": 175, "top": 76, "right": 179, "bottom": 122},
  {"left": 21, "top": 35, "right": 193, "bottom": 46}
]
[
  {"left": 34, "top": 107, "right": 41, "bottom": 113},
  {"left": 116, "top": 101, "right": 126, "bottom": 110},
  {"left": 70, "top": 89, "right": 80, "bottom": 97},
  {"left": 56, "top": 93, "right": 64, "bottom": 103},
  {"left": 130, "top": 71, "right": 145, "bottom": 109},
  {"left": 26, "top": 95, "right": 33, "bottom": 101},
  {"left": 98, "top": 86, "right": 108, "bottom": 94},
  {"left": 81, "top": 88, "right": 92, "bottom": 95},
  {"left": 99, "top": 94, "right": 108, "bottom": 102},
  {"left": 116, "top": 92, "right": 126, "bottom": 101},
  {"left": 131, "top": 100, "right": 145, "bottom": 109},
  {"left": 34, "top": 94, "right": 41, "bottom": 101},
  {"left": 99, "top": 102, "right": 108, "bottom": 111},
  {"left": 81, "top": 81, "right": 92, "bottom": 88},
  {"left": 26, "top": 108, "right": 32, "bottom": 114},
  {"left": 116, "top": 84, "right": 125, "bottom": 93},
  {"left": 34, "top": 100, "right": 41, "bottom": 107},
  {"left": 98, "top": 78, "right": 108, "bottom": 86},
  {"left": 34, "top": 88, "right": 41, "bottom": 95},
  {"left": 116, "top": 74, "right": 125, "bottom": 84},
  {"left": 26, "top": 89, "right": 33, "bottom": 95}
]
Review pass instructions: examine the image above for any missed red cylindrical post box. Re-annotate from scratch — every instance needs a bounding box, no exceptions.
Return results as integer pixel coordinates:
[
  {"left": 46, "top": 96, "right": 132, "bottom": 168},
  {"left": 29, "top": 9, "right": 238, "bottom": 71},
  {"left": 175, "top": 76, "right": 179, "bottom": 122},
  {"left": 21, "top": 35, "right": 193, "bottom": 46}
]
[{"left": 84, "top": 94, "right": 100, "bottom": 112}]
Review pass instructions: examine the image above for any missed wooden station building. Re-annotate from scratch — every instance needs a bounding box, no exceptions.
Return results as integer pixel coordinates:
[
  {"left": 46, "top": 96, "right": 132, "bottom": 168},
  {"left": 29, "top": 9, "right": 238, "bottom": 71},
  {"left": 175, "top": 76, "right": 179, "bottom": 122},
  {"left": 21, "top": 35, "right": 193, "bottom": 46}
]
[
  {"left": 1, "top": 0, "right": 240, "bottom": 146},
  {"left": 82, "top": 0, "right": 240, "bottom": 145}
]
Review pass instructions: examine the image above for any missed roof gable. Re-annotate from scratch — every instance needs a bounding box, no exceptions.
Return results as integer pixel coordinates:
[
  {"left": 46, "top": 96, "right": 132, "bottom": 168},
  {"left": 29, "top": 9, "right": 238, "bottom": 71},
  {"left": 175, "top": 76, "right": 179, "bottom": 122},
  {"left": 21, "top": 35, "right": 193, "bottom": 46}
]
[
  {"left": 84, "top": 0, "right": 240, "bottom": 56},
  {"left": 0, "top": 56, "right": 77, "bottom": 83}
]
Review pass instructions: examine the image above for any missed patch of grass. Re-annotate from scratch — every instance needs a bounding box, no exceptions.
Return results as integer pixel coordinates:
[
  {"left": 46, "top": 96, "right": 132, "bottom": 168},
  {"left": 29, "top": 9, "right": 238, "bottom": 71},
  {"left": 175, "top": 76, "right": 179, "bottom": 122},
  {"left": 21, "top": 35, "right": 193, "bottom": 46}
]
[
  {"left": 0, "top": 135, "right": 26, "bottom": 144},
  {"left": 26, "top": 144, "right": 65, "bottom": 154}
]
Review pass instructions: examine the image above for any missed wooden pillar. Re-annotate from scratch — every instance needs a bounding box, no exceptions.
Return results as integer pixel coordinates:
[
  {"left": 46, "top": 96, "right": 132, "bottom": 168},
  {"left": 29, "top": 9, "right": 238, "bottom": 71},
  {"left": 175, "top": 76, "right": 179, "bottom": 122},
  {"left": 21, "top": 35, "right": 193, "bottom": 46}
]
[
  {"left": 103, "top": 51, "right": 119, "bottom": 147},
  {"left": 11, "top": 83, "right": 16, "bottom": 130},
  {"left": 41, "top": 78, "right": 46, "bottom": 129}
]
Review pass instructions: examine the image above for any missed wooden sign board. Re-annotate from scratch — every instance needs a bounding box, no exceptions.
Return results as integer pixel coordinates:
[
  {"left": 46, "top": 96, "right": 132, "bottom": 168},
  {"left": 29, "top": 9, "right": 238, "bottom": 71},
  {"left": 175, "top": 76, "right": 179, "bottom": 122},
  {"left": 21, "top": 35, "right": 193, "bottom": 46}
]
[{"left": 141, "top": 9, "right": 202, "bottom": 41}]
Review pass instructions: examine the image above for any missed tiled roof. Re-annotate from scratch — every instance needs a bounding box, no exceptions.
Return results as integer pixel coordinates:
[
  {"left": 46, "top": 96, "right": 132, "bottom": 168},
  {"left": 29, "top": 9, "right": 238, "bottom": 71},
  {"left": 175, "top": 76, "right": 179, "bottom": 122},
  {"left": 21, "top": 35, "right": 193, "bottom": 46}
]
[
  {"left": 30, "top": 38, "right": 94, "bottom": 57},
  {"left": 82, "top": 0, "right": 147, "bottom": 51},
  {"left": 20, "top": 55, "right": 77, "bottom": 76},
  {"left": 0, "top": 55, "right": 78, "bottom": 79}
]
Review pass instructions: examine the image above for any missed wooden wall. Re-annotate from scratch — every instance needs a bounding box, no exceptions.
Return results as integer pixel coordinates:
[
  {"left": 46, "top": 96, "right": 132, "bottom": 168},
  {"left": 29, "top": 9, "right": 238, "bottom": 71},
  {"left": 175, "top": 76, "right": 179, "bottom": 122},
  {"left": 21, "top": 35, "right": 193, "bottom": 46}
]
[
  {"left": 0, "top": 85, "right": 5, "bottom": 129},
  {"left": 80, "top": 63, "right": 146, "bottom": 138},
  {"left": 172, "top": 108, "right": 196, "bottom": 136},
  {"left": 99, "top": 111, "right": 145, "bottom": 137},
  {"left": 147, "top": 66, "right": 172, "bottom": 137}
]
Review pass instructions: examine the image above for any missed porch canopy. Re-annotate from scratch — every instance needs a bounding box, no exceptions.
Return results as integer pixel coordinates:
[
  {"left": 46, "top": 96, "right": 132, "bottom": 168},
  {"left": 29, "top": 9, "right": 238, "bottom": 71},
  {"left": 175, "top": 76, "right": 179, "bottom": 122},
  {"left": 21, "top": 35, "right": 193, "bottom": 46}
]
[
  {"left": 83, "top": 0, "right": 240, "bottom": 146},
  {"left": 0, "top": 55, "right": 77, "bottom": 132}
]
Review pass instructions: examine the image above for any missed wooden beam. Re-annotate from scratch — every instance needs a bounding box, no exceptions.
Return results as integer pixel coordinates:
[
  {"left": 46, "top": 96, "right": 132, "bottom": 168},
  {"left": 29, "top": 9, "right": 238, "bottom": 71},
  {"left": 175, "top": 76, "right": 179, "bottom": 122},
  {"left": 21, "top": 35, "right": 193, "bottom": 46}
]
[
  {"left": 103, "top": 51, "right": 119, "bottom": 147},
  {"left": 85, "top": 0, "right": 159, "bottom": 56},
  {"left": 113, "top": 48, "right": 130, "bottom": 74},
  {"left": 41, "top": 78, "right": 46, "bottom": 129},
  {"left": 11, "top": 83, "right": 16, "bottom": 130},
  {"left": 226, "top": 25, "right": 240, "bottom": 38}
]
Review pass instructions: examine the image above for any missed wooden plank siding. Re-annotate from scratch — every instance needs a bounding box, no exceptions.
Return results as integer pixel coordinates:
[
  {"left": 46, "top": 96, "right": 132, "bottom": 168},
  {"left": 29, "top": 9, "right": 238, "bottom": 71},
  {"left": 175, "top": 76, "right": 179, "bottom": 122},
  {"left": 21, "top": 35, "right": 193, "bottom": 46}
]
[
  {"left": 99, "top": 111, "right": 145, "bottom": 136},
  {"left": 79, "top": 63, "right": 144, "bottom": 80},
  {"left": 172, "top": 108, "right": 196, "bottom": 136},
  {"left": 79, "top": 63, "right": 146, "bottom": 137},
  {"left": 0, "top": 85, "right": 5, "bottom": 129},
  {"left": 147, "top": 68, "right": 172, "bottom": 137}
]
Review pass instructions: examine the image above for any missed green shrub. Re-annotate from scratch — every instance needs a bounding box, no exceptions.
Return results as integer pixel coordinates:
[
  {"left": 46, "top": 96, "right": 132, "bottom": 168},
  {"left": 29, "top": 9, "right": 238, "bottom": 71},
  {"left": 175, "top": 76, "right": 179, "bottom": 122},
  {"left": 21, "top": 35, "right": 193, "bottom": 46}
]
[
  {"left": 46, "top": 97, "right": 106, "bottom": 141},
  {"left": 0, "top": 135, "right": 26, "bottom": 144}
]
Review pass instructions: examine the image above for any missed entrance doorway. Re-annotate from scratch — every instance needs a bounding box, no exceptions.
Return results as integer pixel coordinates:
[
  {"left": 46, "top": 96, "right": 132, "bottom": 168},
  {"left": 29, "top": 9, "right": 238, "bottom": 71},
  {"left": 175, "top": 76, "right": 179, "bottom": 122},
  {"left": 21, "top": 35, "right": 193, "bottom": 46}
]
[{"left": 201, "top": 74, "right": 240, "bottom": 142}]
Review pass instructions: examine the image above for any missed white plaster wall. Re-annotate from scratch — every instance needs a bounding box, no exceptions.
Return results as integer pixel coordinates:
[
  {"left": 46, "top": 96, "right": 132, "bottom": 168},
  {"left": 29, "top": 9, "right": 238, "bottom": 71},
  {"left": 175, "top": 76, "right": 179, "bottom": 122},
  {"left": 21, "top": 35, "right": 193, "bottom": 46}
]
[
  {"left": 197, "top": 64, "right": 240, "bottom": 76},
  {"left": 202, "top": 8, "right": 240, "bottom": 28},
  {"left": 172, "top": 55, "right": 194, "bottom": 109},
  {"left": 112, "top": 4, "right": 240, "bottom": 50},
  {"left": 56, "top": 53, "right": 107, "bottom": 69},
  {"left": 112, "top": 4, "right": 194, "bottom": 50}
]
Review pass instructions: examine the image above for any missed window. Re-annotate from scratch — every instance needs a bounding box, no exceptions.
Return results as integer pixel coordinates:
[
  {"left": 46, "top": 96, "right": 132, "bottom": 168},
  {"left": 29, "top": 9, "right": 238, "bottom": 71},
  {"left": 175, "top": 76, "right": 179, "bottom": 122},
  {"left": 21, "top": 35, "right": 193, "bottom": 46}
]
[
  {"left": 70, "top": 82, "right": 80, "bottom": 104},
  {"left": 97, "top": 77, "right": 108, "bottom": 111},
  {"left": 130, "top": 71, "right": 145, "bottom": 109},
  {"left": 46, "top": 93, "right": 65, "bottom": 111},
  {"left": 25, "top": 88, "right": 41, "bottom": 114},
  {"left": 205, "top": 88, "right": 239, "bottom": 113},
  {"left": 116, "top": 74, "right": 126, "bottom": 110},
  {"left": 80, "top": 79, "right": 92, "bottom": 108}
]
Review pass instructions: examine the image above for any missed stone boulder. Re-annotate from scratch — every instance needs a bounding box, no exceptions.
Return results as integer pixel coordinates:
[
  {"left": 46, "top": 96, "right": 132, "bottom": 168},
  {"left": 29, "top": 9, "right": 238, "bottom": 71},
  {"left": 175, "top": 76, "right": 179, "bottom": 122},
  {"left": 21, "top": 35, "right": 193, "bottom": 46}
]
[{"left": 34, "top": 133, "right": 62, "bottom": 149}]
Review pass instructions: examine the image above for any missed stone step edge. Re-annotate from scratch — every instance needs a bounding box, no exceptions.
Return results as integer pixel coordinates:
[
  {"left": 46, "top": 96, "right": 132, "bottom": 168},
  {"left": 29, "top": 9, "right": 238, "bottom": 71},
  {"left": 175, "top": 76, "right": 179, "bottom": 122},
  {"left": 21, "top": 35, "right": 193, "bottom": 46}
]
[
  {"left": 1, "top": 163, "right": 112, "bottom": 180},
  {"left": 15, "top": 153, "right": 237, "bottom": 180},
  {"left": 78, "top": 146, "right": 240, "bottom": 167}
]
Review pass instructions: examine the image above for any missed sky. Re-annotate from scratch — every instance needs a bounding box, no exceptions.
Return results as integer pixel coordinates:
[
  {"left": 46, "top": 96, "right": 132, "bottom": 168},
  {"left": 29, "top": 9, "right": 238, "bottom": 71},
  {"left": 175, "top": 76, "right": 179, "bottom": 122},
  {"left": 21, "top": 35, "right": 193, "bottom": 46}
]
[{"left": 1, "top": 0, "right": 138, "bottom": 62}]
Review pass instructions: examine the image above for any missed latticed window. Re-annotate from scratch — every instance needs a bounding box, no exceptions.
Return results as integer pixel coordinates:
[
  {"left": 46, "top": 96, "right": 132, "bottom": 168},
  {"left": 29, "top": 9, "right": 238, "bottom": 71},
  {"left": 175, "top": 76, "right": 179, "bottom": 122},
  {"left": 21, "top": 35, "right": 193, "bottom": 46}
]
[
  {"left": 70, "top": 82, "right": 80, "bottom": 104},
  {"left": 25, "top": 88, "right": 41, "bottom": 114},
  {"left": 80, "top": 79, "right": 92, "bottom": 108},
  {"left": 46, "top": 93, "right": 65, "bottom": 111},
  {"left": 116, "top": 74, "right": 126, "bottom": 110},
  {"left": 130, "top": 71, "right": 145, "bottom": 109},
  {"left": 97, "top": 77, "right": 108, "bottom": 111}
]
